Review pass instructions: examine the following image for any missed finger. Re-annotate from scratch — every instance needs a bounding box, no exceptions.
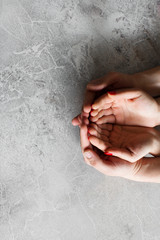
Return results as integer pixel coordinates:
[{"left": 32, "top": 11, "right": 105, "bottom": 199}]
[
  {"left": 90, "top": 103, "right": 112, "bottom": 117},
  {"left": 72, "top": 114, "right": 82, "bottom": 126},
  {"left": 92, "top": 93, "right": 113, "bottom": 110},
  {"left": 88, "top": 123, "right": 110, "bottom": 137},
  {"left": 96, "top": 115, "right": 116, "bottom": 124},
  {"left": 81, "top": 111, "right": 89, "bottom": 117},
  {"left": 83, "top": 148, "right": 115, "bottom": 175},
  {"left": 89, "top": 123, "right": 101, "bottom": 132},
  {"left": 86, "top": 72, "right": 118, "bottom": 91},
  {"left": 72, "top": 111, "right": 89, "bottom": 126},
  {"left": 89, "top": 135, "right": 111, "bottom": 152},
  {"left": 88, "top": 127, "right": 109, "bottom": 141},
  {"left": 92, "top": 88, "right": 142, "bottom": 110},
  {"left": 86, "top": 77, "right": 108, "bottom": 91},
  {"left": 83, "top": 90, "right": 96, "bottom": 114},
  {"left": 90, "top": 109, "right": 99, "bottom": 117},
  {"left": 83, "top": 149, "right": 139, "bottom": 179},
  {"left": 88, "top": 123, "right": 110, "bottom": 136},
  {"left": 90, "top": 108, "right": 113, "bottom": 122},
  {"left": 98, "top": 123, "right": 113, "bottom": 131},
  {"left": 83, "top": 117, "right": 89, "bottom": 125},
  {"left": 107, "top": 88, "right": 142, "bottom": 101},
  {"left": 80, "top": 124, "right": 92, "bottom": 154},
  {"left": 104, "top": 147, "right": 136, "bottom": 162},
  {"left": 83, "top": 73, "right": 116, "bottom": 114}
]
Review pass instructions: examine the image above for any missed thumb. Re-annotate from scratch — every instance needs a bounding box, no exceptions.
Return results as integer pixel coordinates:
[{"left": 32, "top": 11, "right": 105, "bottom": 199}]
[
  {"left": 107, "top": 88, "right": 142, "bottom": 100},
  {"left": 92, "top": 88, "right": 142, "bottom": 110},
  {"left": 87, "top": 78, "right": 107, "bottom": 91},
  {"left": 104, "top": 147, "right": 135, "bottom": 162},
  {"left": 83, "top": 150, "right": 97, "bottom": 166},
  {"left": 83, "top": 149, "right": 113, "bottom": 175},
  {"left": 86, "top": 72, "right": 120, "bottom": 91}
]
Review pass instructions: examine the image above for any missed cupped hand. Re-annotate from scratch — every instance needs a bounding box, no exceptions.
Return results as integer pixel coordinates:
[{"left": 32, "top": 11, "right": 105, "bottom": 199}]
[
  {"left": 72, "top": 72, "right": 134, "bottom": 126},
  {"left": 72, "top": 67, "right": 160, "bottom": 127},
  {"left": 80, "top": 124, "right": 160, "bottom": 183},
  {"left": 88, "top": 123, "right": 160, "bottom": 162},
  {"left": 90, "top": 88, "right": 160, "bottom": 127}
]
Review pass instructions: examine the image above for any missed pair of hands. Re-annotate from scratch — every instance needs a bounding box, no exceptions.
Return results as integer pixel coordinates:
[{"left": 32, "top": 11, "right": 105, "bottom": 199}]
[{"left": 72, "top": 69, "right": 160, "bottom": 182}]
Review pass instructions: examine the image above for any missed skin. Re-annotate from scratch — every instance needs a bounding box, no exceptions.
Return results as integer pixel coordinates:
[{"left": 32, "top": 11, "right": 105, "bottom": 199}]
[
  {"left": 90, "top": 88, "right": 160, "bottom": 127},
  {"left": 88, "top": 123, "right": 160, "bottom": 162},
  {"left": 80, "top": 124, "right": 160, "bottom": 183},
  {"left": 72, "top": 67, "right": 160, "bottom": 126},
  {"left": 73, "top": 67, "right": 160, "bottom": 182}
]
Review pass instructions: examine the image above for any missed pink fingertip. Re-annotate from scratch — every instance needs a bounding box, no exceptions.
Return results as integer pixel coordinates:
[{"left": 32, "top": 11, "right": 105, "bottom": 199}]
[{"left": 90, "top": 110, "right": 94, "bottom": 116}]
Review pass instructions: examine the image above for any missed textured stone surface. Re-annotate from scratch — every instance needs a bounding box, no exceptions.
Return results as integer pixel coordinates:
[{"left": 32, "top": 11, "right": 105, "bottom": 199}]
[{"left": 1, "top": 0, "right": 160, "bottom": 239}]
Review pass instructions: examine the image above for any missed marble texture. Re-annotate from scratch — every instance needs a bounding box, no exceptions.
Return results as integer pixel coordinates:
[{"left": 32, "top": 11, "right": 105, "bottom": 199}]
[{"left": 0, "top": 0, "right": 160, "bottom": 239}]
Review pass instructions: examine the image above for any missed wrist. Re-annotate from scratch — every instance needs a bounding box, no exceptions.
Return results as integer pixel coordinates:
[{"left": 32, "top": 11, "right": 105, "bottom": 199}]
[
  {"left": 154, "top": 100, "right": 160, "bottom": 126},
  {"left": 149, "top": 129, "right": 160, "bottom": 156},
  {"left": 130, "top": 73, "right": 140, "bottom": 89},
  {"left": 131, "top": 157, "right": 160, "bottom": 183},
  {"left": 131, "top": 67, "right": 160, "bottom": 97}
]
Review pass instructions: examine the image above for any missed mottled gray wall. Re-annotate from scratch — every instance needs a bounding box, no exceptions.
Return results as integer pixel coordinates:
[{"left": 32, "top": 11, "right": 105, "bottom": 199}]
[{"left": 0, "top": 0, "right": 160, "bottom": 239}]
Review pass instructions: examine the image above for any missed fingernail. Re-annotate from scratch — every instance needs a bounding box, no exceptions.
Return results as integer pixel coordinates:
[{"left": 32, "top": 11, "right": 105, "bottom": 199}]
[
  {"left": 84, "top": 152, "right": 95, "bottom": 166},
  {"left": 104, "top": 152, "right": 113, "bottom": 156},
  {"left": 108, "top": 91, "right": 116, "bottom": 95},
  {"left": 84, "top": 151, "right": 92, "bottom": 159}
]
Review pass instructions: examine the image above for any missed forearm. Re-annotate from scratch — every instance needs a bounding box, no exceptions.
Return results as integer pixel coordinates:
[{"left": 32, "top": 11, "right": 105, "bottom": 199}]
[
  {"left": 123, "top": 127, "right": 160, "bottom": 182},
  {"left": 129, "top": 157, "right": 160, "bottom": 183},
  {"left": 132, "top": 66, "right": 160, "bottom": 97},
  {"left": 125, "top": 129, "right": 160, "bottom": 183}
]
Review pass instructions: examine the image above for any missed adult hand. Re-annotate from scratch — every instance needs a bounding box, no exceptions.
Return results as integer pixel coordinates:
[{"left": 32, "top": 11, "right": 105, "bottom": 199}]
[
  {"left": 90, "top": 89, "right": 160, "bottom": 127},
  {"left": 80, "top": 124, "right": 160, "bottom": 183},
  {"left": 88, "top": 123, "right": 160, "bottom": 162},
  {"left": 72, "top": 72, "right": 133, "bottom": 126},
  {"left": 72, "top": 67, "right": 160, "bottom": 126}
]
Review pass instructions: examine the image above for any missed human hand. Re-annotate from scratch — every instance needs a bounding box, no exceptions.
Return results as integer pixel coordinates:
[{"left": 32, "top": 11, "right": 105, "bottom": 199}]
[
  {"left": 88, "top": 123, "right": 160, "bottom": 162},
  {"left": 72, "top": 67, "right": 160, "bottom": 126},
  {"left": 90, "top": 88, "right": 160, "bottom": 127},
  {"left": 80, "top": 124, "right": 160, "bottom": 183},
  {"left": 72, "top": 72, "right": 134, "bottom": 126}
]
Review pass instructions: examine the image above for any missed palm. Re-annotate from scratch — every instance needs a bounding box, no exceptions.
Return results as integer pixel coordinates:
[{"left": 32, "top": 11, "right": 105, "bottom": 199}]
[
  {"left": 91, "top": 89, "right": 159, "bottom": 127},
  {"left": 103, "top": 156, "right": 139, "bottom": 178},
  {"left": 80, "top": 123, "right": 139, "bottom": 178},
  {"left": 109, "top": 125, "right": 153, "bottom": 160},
  {"left": 80, "top": 124, "right": 160, "bottom": 182},
  {"left": 109, "top": 95, "right": 157, "bottom": 126},
  {"left": 88, "top": 123, "right": 155, "bottom": 162}
]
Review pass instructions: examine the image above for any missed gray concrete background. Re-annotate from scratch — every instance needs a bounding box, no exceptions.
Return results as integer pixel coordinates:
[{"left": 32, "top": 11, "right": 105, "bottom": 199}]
[{"left": 0, "top": 0, "right": 160, "bottom": 239}]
